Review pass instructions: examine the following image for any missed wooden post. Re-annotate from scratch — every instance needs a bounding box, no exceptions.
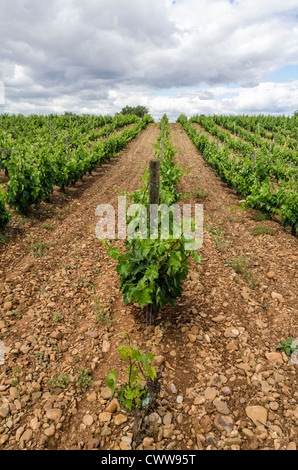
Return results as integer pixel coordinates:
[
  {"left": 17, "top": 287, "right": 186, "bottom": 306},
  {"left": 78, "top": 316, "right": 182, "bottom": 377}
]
[
  {"left": 149, "top": 159, "right": 160, "bottom": 241},
  {"left": 149, "top": 159, "right": 160, "bottom": 206}
]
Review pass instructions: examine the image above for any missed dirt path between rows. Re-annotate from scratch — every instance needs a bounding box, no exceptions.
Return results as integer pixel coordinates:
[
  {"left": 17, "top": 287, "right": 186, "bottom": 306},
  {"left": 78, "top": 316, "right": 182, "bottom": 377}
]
[{"left": 0, "top": 122, "right": 297, "bottom": 452}]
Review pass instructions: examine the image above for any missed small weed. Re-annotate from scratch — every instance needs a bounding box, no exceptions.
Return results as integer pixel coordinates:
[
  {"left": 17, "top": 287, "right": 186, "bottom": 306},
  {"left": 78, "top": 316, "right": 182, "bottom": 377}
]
[
  {"left": 0, "top": 232, "right": 10, "bottom": 245},
  {"left": 12, "top": 365, "right": 22, "bottom": 397},
  {"left": 48, "top": 373, "right": 70, "bottom": 392},
  {"left": 78, "top": 279, "right": 95, "bottom": 293},
  {"left": 254, "top": 211, "right": 271, "bottom": 222},
  {"left": 276, "top": 338, "right": 298, "bottom": 357},
  {"left": 229, "top": 257, "right": 257, "bottom": 290},
  {"left": 42, "top": 222, "right": 55, "bottom": 231},
  {"left": 12, "top": 311, "right": 22, "bottom": 320},
  {"left": 36, "top": 352, "right": 48, "bottom": 366},
  {"left": 73, "top": 354, "right": 82, "bottom": 365},
  {"left": 30, "top": 242, "right": 50, "bottom": 258},
  {"left": 94, "top": 297, "right": 113, "bottom": 325},
  {"left": 233, "top": 257, "right": 249, "bottom": 275},
  {"left": 194, "top": 189, "right": 210, "bottom": 202},
  {"left": 91, "top": 268, "right": 100, "bottom": 275},
  {"left": 250, "top": 225, "right": 275, "bottom": 237},
  {"left": 209, "top": 226, "right": 228, "bottom": 252},
  {"left": 76, "top": 369, "right": 93, "bottom": 392},
  {"left": 53, "top": 313, "right": 63, "bottom": 323},
  {"left": 215, "top": 232, "right": 228, "bottom": 252}
]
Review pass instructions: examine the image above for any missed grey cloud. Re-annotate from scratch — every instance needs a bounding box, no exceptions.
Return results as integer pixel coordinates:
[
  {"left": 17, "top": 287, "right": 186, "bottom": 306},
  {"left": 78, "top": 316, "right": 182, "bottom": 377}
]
[{"left": 0, "top": 0, "right": 297, "bottom": 115}]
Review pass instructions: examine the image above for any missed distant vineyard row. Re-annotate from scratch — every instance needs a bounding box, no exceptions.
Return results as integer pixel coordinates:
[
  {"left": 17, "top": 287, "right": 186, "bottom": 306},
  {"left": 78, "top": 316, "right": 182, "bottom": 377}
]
[
  {"left": 0, "top": 113, "right": 154, "bottom": 226},
  {"left": 177, "top": 114, "right": 297, "bottom": 236}
]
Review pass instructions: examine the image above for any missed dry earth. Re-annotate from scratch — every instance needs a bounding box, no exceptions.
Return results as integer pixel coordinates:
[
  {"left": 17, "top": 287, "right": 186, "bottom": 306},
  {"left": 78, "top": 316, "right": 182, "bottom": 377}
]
[{"left": 0, "top": 123, "right": 297, "bottom": 451}]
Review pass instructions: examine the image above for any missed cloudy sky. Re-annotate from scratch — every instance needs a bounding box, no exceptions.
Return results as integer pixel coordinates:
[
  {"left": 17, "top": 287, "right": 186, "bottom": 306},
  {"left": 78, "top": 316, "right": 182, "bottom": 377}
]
[{"left": 0, "top": 0, "right": 298, "bottom": 120}]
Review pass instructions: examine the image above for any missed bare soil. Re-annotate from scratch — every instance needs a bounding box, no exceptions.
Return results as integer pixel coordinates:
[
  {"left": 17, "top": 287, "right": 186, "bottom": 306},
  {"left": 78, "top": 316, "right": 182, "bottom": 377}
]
[{"left": 0, "top": 123, "right": 297, "bottom": 451}]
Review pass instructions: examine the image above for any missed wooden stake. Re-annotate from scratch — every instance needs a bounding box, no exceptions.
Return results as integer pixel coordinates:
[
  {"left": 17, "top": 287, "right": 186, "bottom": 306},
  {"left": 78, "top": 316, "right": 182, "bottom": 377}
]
[{"left": 149, "top": 159, "right": 160, "bottom": 206}]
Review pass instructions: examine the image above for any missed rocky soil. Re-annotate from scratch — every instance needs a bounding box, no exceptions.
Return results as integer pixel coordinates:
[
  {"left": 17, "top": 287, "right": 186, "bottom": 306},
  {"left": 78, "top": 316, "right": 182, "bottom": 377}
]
[{"left": 0, "top": 123, "right": 297, "bottom": 451}]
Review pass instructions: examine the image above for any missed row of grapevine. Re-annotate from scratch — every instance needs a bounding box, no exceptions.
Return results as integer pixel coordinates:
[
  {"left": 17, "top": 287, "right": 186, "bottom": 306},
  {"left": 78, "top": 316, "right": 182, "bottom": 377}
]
[
  {"left": 210, "top": 116, "right": 298, "bottom": 165},
  {"left": 190, "top": 116, "right": 298, "bottom": 184},
  {"left": 0, "top": 114, "right": 153, "bottom": 225},
  {"left": 178, "top": 115, "right": 298, "bottom": 236},
  {"left": 0, "top": 113, "right": 140, "bottom": 171},
  {"left": 107, "top": 115, "right": 200, "bottom": 312},
  {"left": 221, "top": 115, "right": 297, "bottom": 150}
]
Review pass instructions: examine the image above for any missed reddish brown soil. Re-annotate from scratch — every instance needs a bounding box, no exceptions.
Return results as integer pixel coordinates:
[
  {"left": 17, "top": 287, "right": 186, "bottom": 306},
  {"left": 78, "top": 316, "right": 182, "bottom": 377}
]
[{"left": 0, "top": 123, "right": 297, "bottom": 452}]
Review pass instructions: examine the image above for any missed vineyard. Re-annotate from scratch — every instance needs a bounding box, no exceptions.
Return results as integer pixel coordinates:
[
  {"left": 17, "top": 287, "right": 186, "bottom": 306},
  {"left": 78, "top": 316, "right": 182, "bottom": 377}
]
[{"left": 0, "top": 113, "right": 297, "bottom": 452}]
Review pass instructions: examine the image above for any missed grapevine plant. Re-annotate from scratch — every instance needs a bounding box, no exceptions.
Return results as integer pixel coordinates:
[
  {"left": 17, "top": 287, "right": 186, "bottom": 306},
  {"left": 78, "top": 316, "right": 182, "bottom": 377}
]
[
  {"left": 0, "top": 186, "right": 11, "bottom": 228},
  {"left": 106, "top": 115, "right": 201, "bottom": 312},
  {"left": 178, "top": 115, "right": 298, "bottom": 236},
  {"left": 106, "top": 333, "right": 157, "bottom": 411},
  {"left": 0, "top": 114, "right": 154, "bottom": 219}
]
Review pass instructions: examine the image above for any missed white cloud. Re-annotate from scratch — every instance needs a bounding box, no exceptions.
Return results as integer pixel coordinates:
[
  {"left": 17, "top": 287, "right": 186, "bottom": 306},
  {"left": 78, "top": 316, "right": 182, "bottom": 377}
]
[{"left": 0, "top": 0, "right": 297, "bottom": 116}]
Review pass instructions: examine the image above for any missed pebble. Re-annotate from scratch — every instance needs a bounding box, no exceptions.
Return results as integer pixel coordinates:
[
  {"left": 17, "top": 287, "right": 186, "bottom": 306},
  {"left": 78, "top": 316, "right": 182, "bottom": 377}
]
[
  {"left": 20, "top": 429, "right": 33, "bottom": 444},
  {"left": 245, "top": 406, "right": 268, "bottom": 427},
  {"left": 242, "top": 428, "right": 255, "bottom": 438},
  {"left": 188, "top": 334, "right": 197, "bottom": 343},
  {"left": 98, "top": 412, "right": 112, "bottom": 424},
  {"left": 163, "top": 412, "right": 173, "bottom": 426},
  {"left": 46, "top": 409, "right": 62, "bottom": 422},
  {"left": 224, "top": 327, "right": 240, "bottom": 338},
  {"left": 266, "top": 352, "right": 283, "bottom": 364},
  {"left": 101, "top": 426, "right": 112, "bottom": 437},
  {"left": 0, "top": 407, "right": 9, "bottom": 419},
  {"left": 87, "top": 392, "right": 97, "bottom": 403},
  {"left": 83, "top": 415, "right": 94, "bottom": 427},
  {"left": 155, "top": 355, "right": 165, "bottom": 366},
  {"left": 213, "top": 399, "right": 230, "bottom": 415},
  {"left": 120, "top": 441, "right": 131, "bottom": 450},
  {"left": 3, "top": 302, "right": 12, "bottom": 311},
  {"left": 212, "top": 316, "right": 226, "bottom": 324},
  {"left": 101, "top": 387, "right": 112, "bottom": 400},
  {"left": 114, "top": 414, "right": 127, "bottom": 426},
  {"left": 267, "top": 271, "right": 275, "bottom": 279},
  {"left": 102, "top": 340, "right": 111, "bottom": 353},
  {"left": 214, "top": 414, "right": 234, "bottom": 433},
  {"left": 204, "top": 387, "right": 217, "bottom": 401},
  {"left": 106, "top": 399, "right": 120, "bottom": 414},
  {"left": 143, "top": 437, "right": 154, "bottom": 448},
  {"left": 44, "top": 425, "right": 55, "bottom": 437},
  {"left": 271, "top": 292, "right": 284, "bottom": 303}
]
